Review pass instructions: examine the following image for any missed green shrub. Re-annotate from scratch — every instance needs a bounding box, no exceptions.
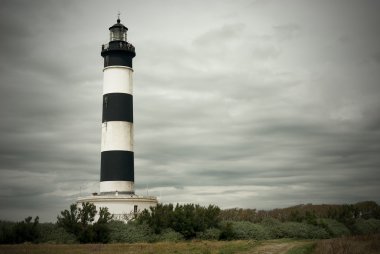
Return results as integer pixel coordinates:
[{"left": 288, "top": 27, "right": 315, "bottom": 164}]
[
  {"left": 260, "top": 218, "right": 284, "bottom": 239},
  {"left": 109, "top": 221, "right": 154, "bottom": 243},
  {"left": 318, "top": 219, "right": 350, "bottom": 237},
  {"left": 0, "top": 221, "right": 15, "bottom": 243},
  {"left": 281, "top": 222, "right": 329, "bottom": 239},
  {"left": 353, "top": 219, "right": 380, "bottom": 235},
  {"left": 155, "top": 228, "right": 184, "bottom": 242},
  {"left": 198, "top": 228, "right": 221, "bottom": 240},
  {"left": 39, "top": 223, "right": 76, "bottom": 243},
  {"left": 137, "top": 203, "right": 220, "bottom": 239},
  {"left": 6, "top": 216, "right": 40, "bottom": 243},
  {"left": 228, "top": 221, "right": 269, "bottom": 240},
  {"left": 219, "top": 222, "right": 235, "bottom": 240}
]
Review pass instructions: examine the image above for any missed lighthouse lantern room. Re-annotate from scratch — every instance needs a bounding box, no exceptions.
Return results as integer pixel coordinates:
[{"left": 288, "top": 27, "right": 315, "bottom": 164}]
[{"left": 109, "top": 19, "right": 127, "bottom": 41}]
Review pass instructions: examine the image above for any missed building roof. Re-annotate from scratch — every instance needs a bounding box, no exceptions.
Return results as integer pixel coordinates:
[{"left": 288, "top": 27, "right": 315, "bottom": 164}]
[{"left": 109, "top": 18, "right": 128, "bottom": 31}]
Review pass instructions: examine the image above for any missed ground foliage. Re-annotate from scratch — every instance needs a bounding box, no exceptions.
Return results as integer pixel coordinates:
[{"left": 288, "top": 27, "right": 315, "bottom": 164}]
[
  {"left": 1, "top": 201, "right": 380, "bottom": 244},
  {"left": 135, "top": 201, "right": 380, "bottom": 241},
  {"left": 286, "top": 243, "right": 316, "bottom": 254},
  {"left": 280, "top": 222, "right": 330, "bottom": 239},
  {"left": 0, "top": 216, "right": 40, "bottom": 243},
  {"left": 317, "top": 218, "right": 351, "bottom": 237},
  {"left": 314, "top": 234, "right": 380, "bottom": 254},
  {"left": 228, "top": 221, "right": 269, "bottom": 240},
  {"left": 197, "top": 227, "right": 222, "bottom": 240},
  {"left": 352, "top": 218, "right": 380, "bottom": 235},
  {"left": 220, "top": 201, "right": 380, "bottom": 231},
  {"left": 136, "top": 203, "right": 221, "bottom": 239},
  {"left": 57, "top": 202, "right": 113, "bottom": 243},
  {"left": 108, "top": 220, "right": 154, "bottom": 243},
  {"left": 0, "top": 240, "right": 261, "bottom": 254},
  {"left": 219, "top": 201, "right": 380, "bottom": 223},
  {"left": 39, "top": 223, "right": 77, "bottom": 243}
]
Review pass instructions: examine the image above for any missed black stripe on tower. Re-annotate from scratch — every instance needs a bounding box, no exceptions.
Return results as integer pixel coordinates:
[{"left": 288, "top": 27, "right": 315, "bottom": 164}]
[
  {"left": 102, "top": 93, "right": 133, "bottom": 123},
  {"left": 101, "top": 151, "right": 134, "bottom": 181}
]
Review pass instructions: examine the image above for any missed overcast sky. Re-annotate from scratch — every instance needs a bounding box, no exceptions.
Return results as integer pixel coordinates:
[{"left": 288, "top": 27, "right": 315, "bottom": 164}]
[{"left": 0, "top": 0, "right": 379, "bottom": 222}]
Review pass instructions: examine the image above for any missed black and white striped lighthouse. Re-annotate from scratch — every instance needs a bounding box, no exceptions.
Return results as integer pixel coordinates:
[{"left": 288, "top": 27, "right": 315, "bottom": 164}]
[
  {"left": 77, "top": 17, "right": 157, "bottom": 220},
  {"left": 100, "top": 17, "right": 136, "bottom": 195}
]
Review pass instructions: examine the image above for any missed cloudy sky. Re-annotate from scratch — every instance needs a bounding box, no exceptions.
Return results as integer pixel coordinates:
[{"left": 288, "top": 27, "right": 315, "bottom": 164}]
[{"left": 0, "top": 0, "right": 379, "bottom": 222}]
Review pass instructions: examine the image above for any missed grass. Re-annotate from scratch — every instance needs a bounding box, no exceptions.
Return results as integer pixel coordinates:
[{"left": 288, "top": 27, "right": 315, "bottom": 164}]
[
  {"left": 1, "top": 237, "right": 377, "bottom": 254},
  {"left": 0, "top": 241, "right": 254, "bottom": 254},
  {"left": 313, "top": 234, "right": 380, "bottom": 254},
  {"left": 285, "top": 243, "right": 316, "bottom": 254}
]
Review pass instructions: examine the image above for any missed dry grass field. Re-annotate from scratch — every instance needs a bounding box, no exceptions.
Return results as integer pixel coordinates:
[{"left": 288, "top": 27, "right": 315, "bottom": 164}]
[
  {"left": 313, "top": 234, "right": 380, "bottom": 254},
  {"left": 0, "top": 236, "right": 379, "bottom": 254},
  {"left": 0, "top": 239, "right": 312, "bottom": 254}
]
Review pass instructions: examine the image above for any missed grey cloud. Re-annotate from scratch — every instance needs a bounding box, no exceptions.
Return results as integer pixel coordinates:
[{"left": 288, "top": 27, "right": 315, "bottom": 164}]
[
  {"left": 373, "top": 53, "right": 380, "bottom": 64},
  {"left": 273, "top": 24, "right": 301, "bottom": 41},
  {"left": 1, "top": 0, "right": 380, "bottom": 221},
  {"left": 193, "top": 23, "right": 246, "bottom": 46}
]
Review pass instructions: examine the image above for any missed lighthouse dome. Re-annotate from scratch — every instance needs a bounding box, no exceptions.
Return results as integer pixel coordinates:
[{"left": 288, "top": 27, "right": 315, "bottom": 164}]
[{"left": 109, "top": 18, "right": 128, "bottom": 30}]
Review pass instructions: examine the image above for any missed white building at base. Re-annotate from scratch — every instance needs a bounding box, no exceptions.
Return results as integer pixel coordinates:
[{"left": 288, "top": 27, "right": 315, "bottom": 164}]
[{"left": 77, "top": 194, "right": 157, "bottom": 221}]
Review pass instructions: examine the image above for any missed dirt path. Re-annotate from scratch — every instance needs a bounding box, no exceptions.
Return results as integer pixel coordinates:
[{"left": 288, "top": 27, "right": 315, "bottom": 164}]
[{"left": 242, "top": 240, "right": 312, "bottom": 254}]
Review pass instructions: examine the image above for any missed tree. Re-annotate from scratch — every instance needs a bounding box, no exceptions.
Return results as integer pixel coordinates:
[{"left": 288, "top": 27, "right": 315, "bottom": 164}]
[
  {"left": 57, "top": 203, "right": 81, "bottom": 236},
  {"left": 12, "top": 216, "right": 40, "bottom": 243},
  {"left": 57, "top": 202, "right": 113, "bottom": 243},
  {"left": 136, "top": 203, "right": 221, "bottom": 239}
]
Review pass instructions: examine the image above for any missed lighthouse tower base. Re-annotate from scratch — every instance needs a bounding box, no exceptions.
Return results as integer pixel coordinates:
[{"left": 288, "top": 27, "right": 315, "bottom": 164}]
[{"left": 77, "top": 194, "right": 157, "bottom": 221}]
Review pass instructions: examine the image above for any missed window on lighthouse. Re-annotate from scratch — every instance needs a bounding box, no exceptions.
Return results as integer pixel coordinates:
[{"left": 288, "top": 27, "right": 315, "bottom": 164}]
[{"left": 110, "top": 27, "right": 127, "bottom": 41}]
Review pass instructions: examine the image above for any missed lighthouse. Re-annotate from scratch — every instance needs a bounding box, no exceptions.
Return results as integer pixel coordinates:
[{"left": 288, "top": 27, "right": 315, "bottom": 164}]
[
  {"left": 100, "top": 17, "right": 135, "bottom": 195},
  {"left": 77, "top": 17, "right": 157, "bottom": 220}
]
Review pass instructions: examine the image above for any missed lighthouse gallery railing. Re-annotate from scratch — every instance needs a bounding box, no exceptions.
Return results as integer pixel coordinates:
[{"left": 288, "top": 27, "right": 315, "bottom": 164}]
[{"left": 101, "top": 41, "right": 135, "bottom": 54}]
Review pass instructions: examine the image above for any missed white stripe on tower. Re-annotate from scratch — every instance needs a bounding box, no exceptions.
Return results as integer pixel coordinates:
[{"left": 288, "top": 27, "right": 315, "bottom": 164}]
[
  {"left": 101, "top": 122, "right": 133, "bottom": 152},
  {"left": 103, "top": 66, "right": 133, "bottom": 95}
]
